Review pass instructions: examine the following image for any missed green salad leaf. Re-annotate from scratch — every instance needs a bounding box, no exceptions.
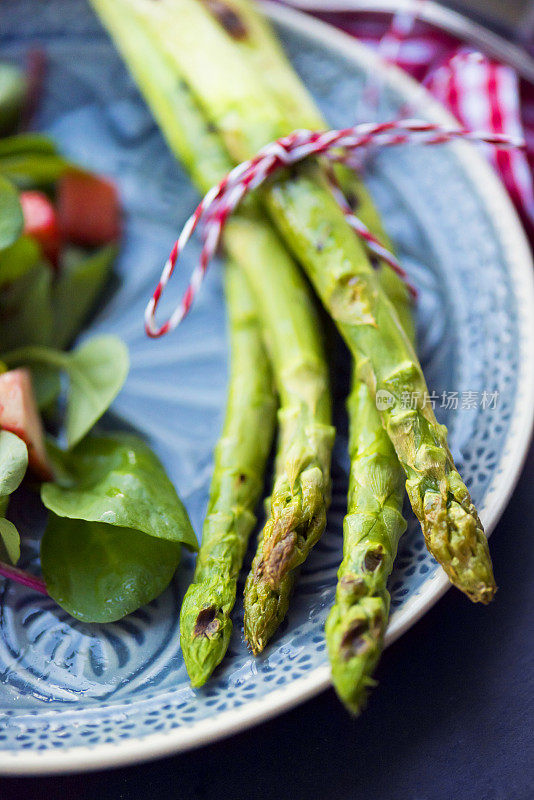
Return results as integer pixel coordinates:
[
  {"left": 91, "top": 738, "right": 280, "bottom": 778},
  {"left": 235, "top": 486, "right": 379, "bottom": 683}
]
[
  {"left": 41, "top": 432, "right": 197, "bottom": 550},
  {"left": 0, "top": 174, "right": 23, "bottom": 251},
  {"left": 0, "top": 262, "right": 54, "bottom": 350},
  {"left": 41, "top": 433, "right": 196, "bottom": 621},
  {"left": 3, "top": 335, "right": 130, "bottom": 448},
  {"left": 0, "top": 153, "right": 70, "bottom": 187},
  {"left": 0, "top": 131, "right": 70, "bottom": 186},
  {"left": 0, "top": 64, "right": 27, "bottom": 136},
  {"left": 0, "top": 235, "right": 41, "bottom": 287},
  {"left": 0, "top": 429, "right": 28, "bottom": 498},
  {"left": 30, "top": 362, "right": 62, "bottom": 411},
  {"left": 61, "top": 336, "right": 130, "bottom": 447},
  {"left": 0, "top": 238, "right": 116, "bottom": 358},
  {"left": 52, "top": 244, "right": 117, "bottom": 349},
  {"left": 0, "top": 517, "right": 20, "bottom": 565},
  {"left": 0, "top": 431, "right": 28, "bottom": 567},
  {"left": 41, "top": 515, "right": 181, "bottom": 622},
  {"left": 0, "top": 133, "right": 59, "bottom": 159}
]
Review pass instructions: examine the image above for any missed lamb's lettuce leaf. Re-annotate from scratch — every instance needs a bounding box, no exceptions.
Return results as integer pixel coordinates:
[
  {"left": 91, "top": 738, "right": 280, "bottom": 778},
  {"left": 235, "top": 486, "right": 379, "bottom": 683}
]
[
  {"left": 41, "top": 515, "right": 181, "bottom": 622},
  {"left": 2, "top": 335, "right": 129, "bottom": 447},
  {"left": 40, "top": 432, "right": 197, "bottom": 621},
  {"left": 0, "top": 174, "right": 23, "bottom": 251},
  {"left": 41, "top": 432, "right": 197, "bottom": 550}
]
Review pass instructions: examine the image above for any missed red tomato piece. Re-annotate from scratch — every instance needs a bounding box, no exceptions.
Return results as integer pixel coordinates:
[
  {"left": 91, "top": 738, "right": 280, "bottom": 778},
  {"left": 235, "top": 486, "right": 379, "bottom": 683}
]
[
  {"left": 0, "top": 368, "right": 52, "bottom": 481},
  {"left": 19, "top": 190, "right": 61, "bottom": 269},
  {"left": 57, "top": 171, "right": 121, "bottom": 247}
]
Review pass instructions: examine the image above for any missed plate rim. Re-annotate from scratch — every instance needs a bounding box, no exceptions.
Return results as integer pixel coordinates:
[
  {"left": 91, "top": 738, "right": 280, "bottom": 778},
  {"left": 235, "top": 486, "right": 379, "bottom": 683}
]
[{"left": 1, "top": 1, "right": 534, "bottom": 775}]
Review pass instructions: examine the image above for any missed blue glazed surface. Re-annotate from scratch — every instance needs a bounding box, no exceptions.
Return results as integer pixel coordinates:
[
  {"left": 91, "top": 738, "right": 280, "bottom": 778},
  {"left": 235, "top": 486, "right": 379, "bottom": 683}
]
[{"left": 0, "top": 0, "right": 524, "bottom": 757}]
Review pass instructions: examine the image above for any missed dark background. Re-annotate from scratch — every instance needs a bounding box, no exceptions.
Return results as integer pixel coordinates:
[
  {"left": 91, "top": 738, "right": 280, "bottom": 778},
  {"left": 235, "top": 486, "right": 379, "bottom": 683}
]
[{"left": 2, "top": 440, "right": 533, "bottom": 799}]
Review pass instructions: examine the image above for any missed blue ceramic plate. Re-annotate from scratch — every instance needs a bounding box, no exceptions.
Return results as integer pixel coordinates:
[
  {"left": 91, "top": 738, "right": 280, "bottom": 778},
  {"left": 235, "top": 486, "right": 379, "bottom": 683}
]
[{"left": 1, "top": 0, "right": 533, "bottom": 774}]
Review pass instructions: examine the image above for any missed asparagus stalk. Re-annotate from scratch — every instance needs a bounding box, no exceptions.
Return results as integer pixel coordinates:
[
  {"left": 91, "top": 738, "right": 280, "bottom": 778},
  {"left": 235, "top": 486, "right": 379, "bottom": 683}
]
[
  {"left": 200, "top": 0, "right": 323, "bottom": 131},
  {"left": 91, "top": 0, "right": 335, "bottom": 663},
  {"left": 266, "top": 169, "right": 494, "bottom": 604},
  {"left": 323, "top": 252, "right": 416, "bottom": 712},
  {"left": 227, "top": 214, "right": 334, "bottom": 653},
  {"left": 180, "top": 260, "right": 276, "bottom": 685},
  {"left": 120, "top": 0, "right": 494, "bottom": 604},
  {"left": 326, "top": 372, "right": 405, "bottom": 713}
]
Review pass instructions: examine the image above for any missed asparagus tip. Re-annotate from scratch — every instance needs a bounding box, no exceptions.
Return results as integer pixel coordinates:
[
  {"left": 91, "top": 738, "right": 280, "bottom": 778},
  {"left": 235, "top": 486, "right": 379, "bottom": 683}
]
[
  {"left": 326, "top": 596, "right": 386, "bottom": 715},
  {"left": 180, "top": 592, "right": 233, "bottom": 686},
  {"left": 421, "top": 489, "right": 497, "bottom": 604},
  {"left": 243, "top": 570, "right": 289, "bottom": 656}
]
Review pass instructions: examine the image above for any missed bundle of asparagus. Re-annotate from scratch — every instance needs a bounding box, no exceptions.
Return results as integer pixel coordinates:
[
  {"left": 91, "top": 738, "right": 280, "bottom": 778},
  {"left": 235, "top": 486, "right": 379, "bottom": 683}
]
[{"left": 91, "top": 0, "right": 496, "bottom": 712}]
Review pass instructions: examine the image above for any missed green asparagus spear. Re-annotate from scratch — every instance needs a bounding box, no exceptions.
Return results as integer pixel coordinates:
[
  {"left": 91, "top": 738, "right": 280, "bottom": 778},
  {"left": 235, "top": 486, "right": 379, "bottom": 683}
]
[
  {"left": 180, "top": 260, "right": 276, "bottom": 686},
  {"left": 125, "top": 0, "right": 286, "bottom": 154},
  {"left": 199, "top": 0, "right": 323, "bottom": 131},
  {"left": 0, "top": 64, "right": 27, "bottom": 136},
  {"left": 324, "top": 245, "right": 415, "bottom": 713},
  {"left": 326, "top": 373, "right": 406, "bottom": 713},
  {"left": 91, "top": 0, "right": 335, "bottom": 662},
  {"left": 226, "top": 212, "right": 334, "bottom": 653},
  {"left": 266, "top": 169, "right": 494, "bottom": 604},
  {"left": 122, "top": 0, "right": 494, "bottom": 604}
]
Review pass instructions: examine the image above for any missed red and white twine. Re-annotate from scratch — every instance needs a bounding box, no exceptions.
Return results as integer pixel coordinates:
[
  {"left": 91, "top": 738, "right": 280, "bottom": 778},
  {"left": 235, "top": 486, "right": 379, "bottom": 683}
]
[
  {"left": 322, "top": 162, "right": 417, "bottom": 298},
  {"left": 145, "top": 118, "right": 523, "bottom": 338}
]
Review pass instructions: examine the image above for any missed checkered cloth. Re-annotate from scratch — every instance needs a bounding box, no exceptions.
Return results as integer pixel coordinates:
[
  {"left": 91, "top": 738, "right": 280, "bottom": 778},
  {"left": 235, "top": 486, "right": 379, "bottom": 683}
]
[{"left": 288, "top": 2, "right": 534, "bottom": 238}]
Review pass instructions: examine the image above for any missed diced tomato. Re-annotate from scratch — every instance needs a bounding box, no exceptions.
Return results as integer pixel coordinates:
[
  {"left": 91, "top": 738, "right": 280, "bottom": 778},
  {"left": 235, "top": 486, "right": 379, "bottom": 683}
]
[
  {"left": 0, "top": 368, "right": 52, "bottom": 481},
  {"left": 19, "top": 190, "right": 61, "bottom": 269},
  {"left": 57, "top": 171, "right": 121, "bottom": 247}
]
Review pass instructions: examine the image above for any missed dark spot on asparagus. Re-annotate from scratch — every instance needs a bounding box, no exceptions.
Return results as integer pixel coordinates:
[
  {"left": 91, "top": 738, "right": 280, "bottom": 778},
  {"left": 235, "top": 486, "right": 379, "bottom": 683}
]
[
  {"left": 255, "top": 558, "right": 266, "bottom": 580},
  {"left": 370, "top": 610, "right": 385, "bottom": 639},
  {"left": 202, "top": 0, "right": 248, "bottom": 40},
  {"left": 339, "top": 574, "right": 366, "bottom": 600},
  {"left": 340, "top": 620, "right": 369, "bottom": 659},
  {"left": 297, "top": 514, "right": 316, "bottom": 543},
  {"left": 263, "top": 531, "right": 297, "bottom": 586},
  {"left": 345, "top": 191, "right": 360, "bottom": 211},
  {"left": 364, "top": 549, "right": 383, "bottom": 572},
  {"left": 370, "top": 256, "right": 380, "bottom": 270},
  {"left": 316, "top": 240, "right": 325, "bottom": 253},
  {"left": 193, "top": 605, "right": 221, "bottom": 638},
  {"left": 237, "top": 473, "right": 247, "bottom": 484},
  {"left": 206, "top": 121, "right": 218, "bottom": 134}
]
